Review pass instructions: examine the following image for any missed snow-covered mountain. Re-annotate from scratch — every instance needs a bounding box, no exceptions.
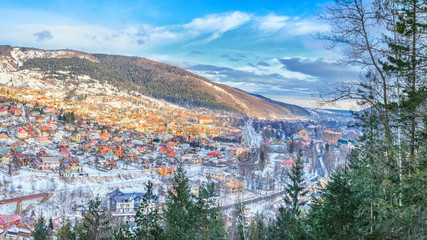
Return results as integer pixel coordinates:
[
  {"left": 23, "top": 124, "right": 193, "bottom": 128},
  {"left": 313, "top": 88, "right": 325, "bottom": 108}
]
[{"left": 0, "top": 45, "right": 310, "bottom": 119}]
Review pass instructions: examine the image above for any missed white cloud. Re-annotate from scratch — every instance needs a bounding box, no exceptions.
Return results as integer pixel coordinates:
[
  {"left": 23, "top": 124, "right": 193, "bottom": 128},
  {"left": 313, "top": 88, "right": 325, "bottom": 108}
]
[
  {"left": 0, "top": 10, "right": 253, "bottom": 54},
  {"left": 184, "top": 11, "right": 251, "bottom": 38},
  {"left": 256, "top": 13, "right": 328, "bottom": 37},
  {"left": 257, "top": 14, "right": 289, "bottom": 32}
]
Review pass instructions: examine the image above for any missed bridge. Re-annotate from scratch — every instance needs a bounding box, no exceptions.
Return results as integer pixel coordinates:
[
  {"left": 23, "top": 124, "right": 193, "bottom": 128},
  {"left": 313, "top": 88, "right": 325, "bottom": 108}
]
[{"left": 0, "top": 193, "right": 52, "bottom": 215}]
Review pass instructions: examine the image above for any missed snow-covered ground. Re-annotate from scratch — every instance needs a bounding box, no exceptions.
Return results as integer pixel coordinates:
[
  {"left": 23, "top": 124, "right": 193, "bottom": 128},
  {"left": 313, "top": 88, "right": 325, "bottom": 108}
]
[{"left": 243, "top": 120, "right": 262, "bottom": 148}]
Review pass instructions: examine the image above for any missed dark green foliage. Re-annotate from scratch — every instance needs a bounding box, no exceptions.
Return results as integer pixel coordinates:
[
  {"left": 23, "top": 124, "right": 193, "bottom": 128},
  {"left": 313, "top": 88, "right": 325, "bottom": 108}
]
[
  {"left": 32, "top": 215, "right": 50, "bottom": 240},
  {"left": 48, "top": 218, "right": 54, "bottom": 230},
  {"left": 196, "top": 182, "right": 227, "bottom": 240},
  {"left": 268, "top": 206, "right": 305, "bottom": 240},
  {"left": 163, "top": 166, "right": 226, "bottom": 240},
  {"left": 113, "top": 222, "right": 133, "bottom": 240},
  {"left": 78, "top": 198, "right": 112, "bottom": 240},
  {"left": 231, "top": 202, "right": 246, "bottom": 240},
  {"left": 307, "top": 168, "right": 358, "bottom": 239},
  {"left": 247, "top": 213, "right": 267, "bottom": 240},
  {"left": 163, "top": 165, "right": 199, "bottom": 240},
  {"left": 134, "top": 181, "right": 163, "bottom": 240},
  {"left": 268, "top": 149, "right": 308, "bottom": 240},
  {"left": 284, "top": 149, "right": 308, "bottom": 215},
  {"left": 56, "top": 221, "right": 77, "bottom": 240}
]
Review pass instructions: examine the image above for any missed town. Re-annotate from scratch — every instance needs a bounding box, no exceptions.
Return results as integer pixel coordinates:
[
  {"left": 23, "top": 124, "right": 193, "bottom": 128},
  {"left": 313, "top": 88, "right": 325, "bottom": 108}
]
[{"left": 0, "top": 85, "right": 357, "bottom": 238}]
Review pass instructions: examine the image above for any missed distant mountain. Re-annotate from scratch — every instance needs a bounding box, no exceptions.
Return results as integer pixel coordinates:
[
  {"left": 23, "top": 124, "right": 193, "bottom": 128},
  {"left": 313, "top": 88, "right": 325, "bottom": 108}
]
[
  {"left": 0, "top": 45, "right": 310, "bottom": 119},
  {"left": 244, "top": 92, "right": 310, "bottom": 117}
]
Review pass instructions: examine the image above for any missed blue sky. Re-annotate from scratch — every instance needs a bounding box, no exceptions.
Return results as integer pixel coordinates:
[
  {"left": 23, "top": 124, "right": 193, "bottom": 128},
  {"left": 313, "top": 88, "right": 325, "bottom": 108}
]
[{"left": 0, "top": 0, "right": 360, "bottom": 109}]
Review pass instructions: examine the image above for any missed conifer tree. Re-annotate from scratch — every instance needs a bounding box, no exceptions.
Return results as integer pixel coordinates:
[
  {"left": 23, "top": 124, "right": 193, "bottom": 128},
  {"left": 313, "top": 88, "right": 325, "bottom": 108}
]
[
  {"left": 231, "top": 202, "right": 246, "bottom": 240},
  {"left": 113, "top": 222, "right": 132, "bottom": 240},
  {"left": 57, "top": 221, "right": 76, "bottom": 240},
  {"left": 32, "top": 215, "right": 50, "bottom": 240},
  {"left": 163, "top": 164, "right": 198, "bottom": 240},
  {"left": 196, "top": 182, "right": 226, "bottom": 240},
  {"left": 307, "top": 167, "right": 358, "bottom": 239},
  {"left": 134, "top": 181, "right": 163, "bottom": 240},
  {"left": 268, "top": 149, "right": 307, "bottom": 239},
  {"left": 247, "top": 213, "right": 267, "bottom": 240},
  {"left": 78, "top": 198, "right": 112, "bottom": 240},
  {"left": 284, "top": 149, "right": 308, "bottom": 215}
]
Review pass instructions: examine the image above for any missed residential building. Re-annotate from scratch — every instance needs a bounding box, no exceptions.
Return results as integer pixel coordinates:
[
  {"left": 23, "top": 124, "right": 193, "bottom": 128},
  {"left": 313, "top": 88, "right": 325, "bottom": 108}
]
[{"left": 225, "top": 181, "right": 245, "bottom": 195}]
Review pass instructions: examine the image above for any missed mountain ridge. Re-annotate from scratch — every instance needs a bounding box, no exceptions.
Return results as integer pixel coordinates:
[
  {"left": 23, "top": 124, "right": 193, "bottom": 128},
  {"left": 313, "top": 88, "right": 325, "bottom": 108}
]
[{"left": 0, "top": 45, "right": 310, "bottom": 119}]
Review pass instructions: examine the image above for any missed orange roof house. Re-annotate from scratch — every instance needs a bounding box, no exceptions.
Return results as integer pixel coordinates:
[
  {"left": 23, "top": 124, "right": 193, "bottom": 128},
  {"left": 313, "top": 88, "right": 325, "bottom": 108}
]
[
  {"left": 157, "top": 165, "right": 174, "bottom": 176},
  {"left": 199, "top": 117, "right": 213, "bottom": 124}
]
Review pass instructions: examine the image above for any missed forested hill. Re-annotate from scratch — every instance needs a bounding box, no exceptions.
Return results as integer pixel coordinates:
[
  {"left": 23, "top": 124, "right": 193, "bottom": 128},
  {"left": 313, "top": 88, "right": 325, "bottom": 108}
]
[{"left": 0, "top": 45, "right": 310, "bottom": 118}]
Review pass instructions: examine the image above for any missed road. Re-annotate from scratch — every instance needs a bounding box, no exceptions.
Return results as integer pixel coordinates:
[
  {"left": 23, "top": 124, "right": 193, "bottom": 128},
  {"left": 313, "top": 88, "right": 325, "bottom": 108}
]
[{"left": 221, "top": 189, "right": 286, "bottom": 210}]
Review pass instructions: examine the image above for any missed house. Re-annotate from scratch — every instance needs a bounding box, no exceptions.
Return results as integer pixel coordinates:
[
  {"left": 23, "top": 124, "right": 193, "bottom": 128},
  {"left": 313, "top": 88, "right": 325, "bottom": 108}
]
[
  {"left": 38, "top": 130, "right": 50, "bottom": 142},
  {"left": 199, "top": 117, "right": 213, "bottom": 124},
  {"left": 106, "top": 189, "right": 154, "bottom": 214},
  {"left": 11, "top": 108, "right": 22, "bottom": 116},
  {"left": 0, "top": 109, "right": 8, "bottom": 116},
  {"left": 224, "top": 181, "right": 245, "bottom": 195},
  {"left": 322, "top": 130, "right": 342, "bottom": 145},
  {"left": 0, "top": 131, "right": 9, "bottom": 138},
  {"left": 0, "top": 149, "right": 10, "bottom": 163},
  {"left": 100, "top": 132, "right": 110, "bottom": 141},
  {"left": 69, "top": 133, "right": 81, "bottom": 142},
  {"left": 4, "top": 224, "right": 31, "bottom": 239},
  {"left": 35, "top": 115, "right": 45, "bottom": 123},
  {"left": 11, "top": 147, "right": 23, "bottom": 156},
  {"left": 206, "top": 171, "right": 226, "bottom": 182},
  {"left": 37, "top": 156, "right": 60, "bottom": 171},
  {"left": 113, "top": 135, "right": 124, "bottom": 142},
  {"left": 157, "top": 165, "right": 174, "bottom": 176},
  {"left": 0, "top": 214, "right": 21, "bottom": 229},
  {"left": 17, "top": 128, "right": 28, "bottom": 139},
  {"left": 207, "top": 151, "right": 220, "bottom": 158},
  {"left": 61, "top": 157, "right": 82, "bottom": 173},
  {"left": 13, "top": 154, "right": 33, "bottom": 166},
  {"left": 58, "top": 149, "right": 70, "bottom": 158}
]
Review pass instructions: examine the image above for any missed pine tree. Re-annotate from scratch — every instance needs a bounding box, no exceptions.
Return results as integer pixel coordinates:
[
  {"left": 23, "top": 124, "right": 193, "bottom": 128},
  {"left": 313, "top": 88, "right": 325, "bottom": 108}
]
[
  {"left": 134, "top": 181, "right": 163, "bottom": 240},
  {"left": 196, "top": 182, "right": 226, "bottom": 240},
  {"left": 113, "top": 222, "right": 133, "bottom": 240},
  {"left": 57, "top": 221, "right": 76, "bottom": 240},
  {"left": 268, "top": 149, "right": 307, "bottom": 239},
  {"left": 284, "top": 149, "right": 308, "bottom": 215},
  {"left": 163, "top": 165, "right": 198, "bottom": 240},
  {"left": 32, "top": 215, "right": 50, "bottom": 240},
  {"left": 307, "top": 167, "right": 358, "bottom": 239},
  {"left": 247, "top": 213, "right": 267, "bottom": 240},
  {"left": 78, "top": 198, "right": 112, "bottom": 240},
  {"left": 231, "top": 202, "right": 246, "bottom": 240}
]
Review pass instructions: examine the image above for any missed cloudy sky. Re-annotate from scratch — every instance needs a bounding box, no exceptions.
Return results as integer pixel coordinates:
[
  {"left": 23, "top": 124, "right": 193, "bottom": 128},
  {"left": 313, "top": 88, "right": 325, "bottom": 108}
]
[{"left": 0, "top": 0, "right": 361, "bottom": 109}]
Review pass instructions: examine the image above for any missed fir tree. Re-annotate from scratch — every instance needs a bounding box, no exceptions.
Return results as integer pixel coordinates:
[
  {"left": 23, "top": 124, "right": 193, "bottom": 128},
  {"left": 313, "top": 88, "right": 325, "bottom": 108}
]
[
  {"left": 134, "top": 181, "right": 163, "bottom": 240},
  {"left": 32, "top": 215, "right": 50, "bottom": 240},
  {"left": 284, "top": 149, "right": 308, "bottom": 215},
  {"left": 163, "top": 164, "right": 198, "bottom": 240},
  {"left": 113, "top": 222, "right": 133, "bottom": 240},
  {"left": 268, "top": 149, "right": 307, "bottom": 239},
  {"left": 78, "top": 198, "right": 112, "bottom": 240},
  {"left": 307, "top": 168, "right": 358, "bottom": 239},
  {"left": 196, "top": 182, "right": 226, "bottom": 240},
  {"left": 57, "top": 221, "right": 76, "bottom": 240},
  {"left": 231, "top": 202, "right": 246, "bottom": 240},
  {"left": 247, "top": 213, "right": 267, "bottom": 240}
]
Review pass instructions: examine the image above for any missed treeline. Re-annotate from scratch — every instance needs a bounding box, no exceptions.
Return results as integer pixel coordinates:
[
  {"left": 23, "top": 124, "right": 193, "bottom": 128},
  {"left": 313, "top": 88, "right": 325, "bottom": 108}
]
[
  {"left": 33, "top": 166, "right": 227, "bottom": 240},
  {"left": 33, "top": 153, "right": 310, "bottom": 240},
  {"left": 21, "top": 55, "right": 241, "bottom": 113}
]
